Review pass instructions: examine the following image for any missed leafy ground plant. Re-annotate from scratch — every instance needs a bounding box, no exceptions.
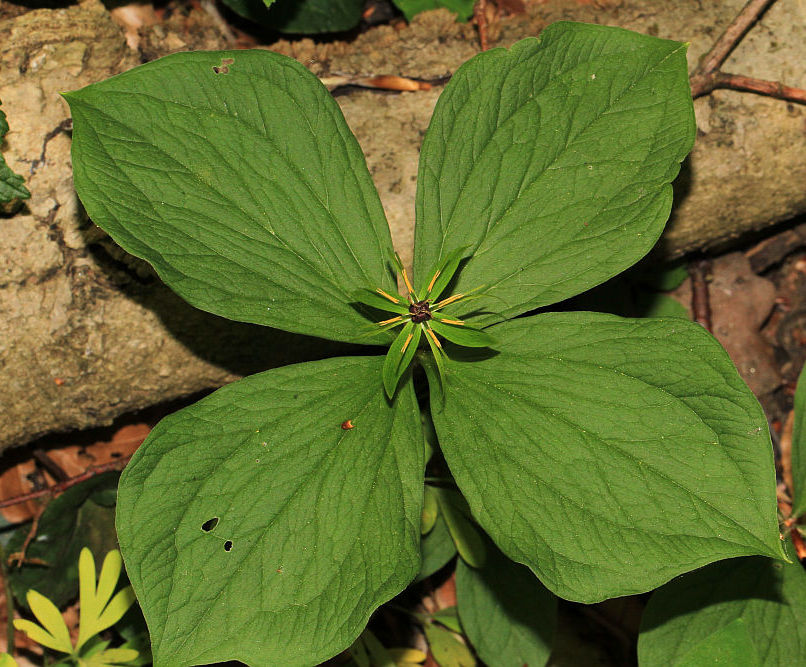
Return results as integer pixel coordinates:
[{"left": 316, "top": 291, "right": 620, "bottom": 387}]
[
  {"left": 0, "top": 101, "right": 30, "bottom": 204},
  {"left": 64, "top": 21, "right": 786, "bottom": 666},
  {"left": 13, "top": 548, "right": 139, "bottom": 666}
]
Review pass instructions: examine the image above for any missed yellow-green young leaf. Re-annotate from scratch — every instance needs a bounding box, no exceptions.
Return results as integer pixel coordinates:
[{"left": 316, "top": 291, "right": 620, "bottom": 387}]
[
  {"left": 638, "top": 552, "right": 806, "bottom": 666},
  {"left": 0, "top": 653, "right": 18, "bottom": 667},
  {"left": 431, "top": 312, "right": 784, "bottom": 603},
  {"left": 25, "top": 590, "right": 73, "bottom": 654},
  {"left": 388, "top": 648, "right": 427, "bottom": 664},
  {"left": 456, "top": 544, "right": 555, "bottom": 667},
  {"left": 89, "top": 648, "right": 140, "bottom": 665},
  {"left": 95, "top": 550, "right": 123, "bottom": 612},
  {"left": 435, "top": 489, "right": 486, "bottom": 569},
  {"left": 790, "top": 363, "right": 806, "bottom": 517},
  {"left": 413, "top": 23, "right": 695, "bottom": 326},
  {"left": 116, "top": 356, "right": 423, "bottom": 666},
  {"left": 13, "top": 619, "right": 71, "bottom": 655},
  {"left": 421, "top": 485, "right": 439, "bottom": 535},
  {"left": 93, "top": 587, "right": 136, "bottom": 636},
  {"left": 423, "top": 624, "right": 474, "bottom": 667},
  {"left": 77, "top": 548, "right": 99, "bottom": 651},
  {"left": 64, "top": 50, "right": 395, "bottom": 345}
]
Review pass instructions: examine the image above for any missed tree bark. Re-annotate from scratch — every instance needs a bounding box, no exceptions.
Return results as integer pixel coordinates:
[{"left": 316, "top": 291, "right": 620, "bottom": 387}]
[{"left": 1, "top": 0, "right": 804, "bottom": 450}]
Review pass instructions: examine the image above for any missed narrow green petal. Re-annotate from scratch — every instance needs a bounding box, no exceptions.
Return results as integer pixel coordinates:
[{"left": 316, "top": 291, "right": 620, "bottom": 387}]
[
  {"left": 386, "top": 248, "right": 405, "bottom": 275},
  {"left": 0, "top": 653, "right": 19, "bottom": 667},
  {"left": 429, "top": 319, "right": 496, "bottom": 348},
  {"left": 26, "top": 590, "right": 73, "bottom": 653},
  {"left": 383, "top": 322, "right": 417, "bottom": 398},
  {"left": 421, "top": 246, "right": 471, "bottom": 301},
  {"left": 352, "top": 288, "right": 410, "bottom": 315}
]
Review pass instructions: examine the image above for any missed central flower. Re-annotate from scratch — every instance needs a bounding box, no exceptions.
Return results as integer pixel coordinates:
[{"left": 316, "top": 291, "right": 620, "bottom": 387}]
[
  {"left": 409, "top": 300, "right": 432, "bottom": 323},
  {"left": 353, "top": 247, "right": 496, "bottom": 397}
]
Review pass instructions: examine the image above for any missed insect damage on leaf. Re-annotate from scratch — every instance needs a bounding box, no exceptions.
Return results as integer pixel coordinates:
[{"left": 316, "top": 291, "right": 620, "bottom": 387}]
[{"left": 212, "top": 57, "right": 235, "bottom": 74}]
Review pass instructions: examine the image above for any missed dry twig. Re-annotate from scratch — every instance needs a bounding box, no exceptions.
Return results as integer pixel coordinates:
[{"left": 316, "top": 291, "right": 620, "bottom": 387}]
[
  {"left": 474, "top": 0, "right": 490, "bottom": 52},
  {"left": 689, "top": 258, "right": 713, "bottom": 332},
  {"left": 0, "top": 456, "right": 132, "bottom": 511},
  {"left": 689, "top": 0, "right": 806, "bottom": 104}
]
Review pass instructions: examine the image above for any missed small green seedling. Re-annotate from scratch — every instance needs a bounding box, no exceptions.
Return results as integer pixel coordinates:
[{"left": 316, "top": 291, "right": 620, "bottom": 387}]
[
  {"left": 64, "top": 21, "right": 785, "bottom": 666},
  {"left": 13, "top": 548, "right": 138, "bottom": 667}
]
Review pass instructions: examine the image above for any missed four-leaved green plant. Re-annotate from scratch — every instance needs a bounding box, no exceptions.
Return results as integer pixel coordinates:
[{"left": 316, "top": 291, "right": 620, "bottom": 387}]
[{"left": 64, "top": 22, "right": 786, "bottom": 666}]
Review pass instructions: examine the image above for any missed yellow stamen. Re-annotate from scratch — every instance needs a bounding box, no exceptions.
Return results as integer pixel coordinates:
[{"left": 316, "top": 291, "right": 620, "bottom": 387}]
[
  {"left": 440, "top": 318, "right": 464, "bottom": 326},
  {"left": 400, "top": 332, "right": 414, "bottom": 354},
  {"left": 400, "top": 267, "right": 416, "bottom": 298},
  {"left": 375, "top": 288, "right": 401, "bottom": 304},
  {"left": 427, "top": 270, "right": 441, "bottom": 294},
  {"left": 434, "top": 293, "right": 465, "bottom": 309},
  {"left": 378, "top": 315, "right": 403, "bottom": 327},
  {"left": 426, "top": 327, "right": 442, "bottom": 349}
]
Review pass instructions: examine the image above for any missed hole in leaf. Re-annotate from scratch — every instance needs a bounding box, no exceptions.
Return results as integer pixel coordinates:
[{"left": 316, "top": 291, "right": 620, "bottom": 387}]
[
  {"left": 212, "top": 58, "right": 234, "bottom": 74},
  {"left": 201, "top": 517, "right": 219, "bottom": 532},
  {"left": 224, "top": 540, "right": 233, "bottom": 552}
]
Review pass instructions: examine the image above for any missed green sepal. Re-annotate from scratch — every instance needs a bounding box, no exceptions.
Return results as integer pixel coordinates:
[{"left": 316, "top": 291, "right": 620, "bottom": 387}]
[
  {"left": 429, "top": 318, "right": 496, "bottom": 348},
  {"left": 423, "top": 329, "right": 448, "bottom": 399},
  {"left": 383, "top": 321, "right": 420, "bottom": 398},
  {"left": 424, "top": 621, "right": 475, "bottom": 666},
  {"left": 415, "top": 512, "right": 456, "bottom": 582},
  {"left": 435, "top": 488, "right": 487, "bottom": 568},
  {"left": 420, "top": 245, "right": 471, "bottom": 301},
  {"left": 351, "top": 288, "right": 410, "bottom": 315},
  {"left": 386, "top": 247, "right": 406, "bottom": 276},
  {"left": 432, "top": 607, "right": 462, "bottom": 634},
  {"left": 421, "top": 485, "right": 439, "bottom": 535}
]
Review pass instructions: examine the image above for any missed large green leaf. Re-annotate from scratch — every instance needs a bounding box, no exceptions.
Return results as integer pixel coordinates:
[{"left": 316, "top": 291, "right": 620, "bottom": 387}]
[
  {"left": 393, "top": 0, "right": 475, "bottom": 22},
  {"left": 221, "top": 0, "right": 363, "bottom": 33},
  {"left": 456, "top": 543, "right": 556, "bottom": 667},
  {"left": 413, "top": 24, "right": 695, "bottom": 323},
  {"left": 416, "top": 512, "right": 457, "bottom": 582},
  {"left": 7, "top": 473, "right": 120, "bottom": 610},
  {"left": 64, "top": 50, "right": 394, "bottom": 344},
  {"left": 430, "top": 312, "right": 784, "bottom": 603},
  {"left": 116, "top": 357, "right": 423, "bottom": 666},
  {"left": 266, "top": 0, "right": 364, "bottom": 33},
  {"left": 0, "top": 103, "right": 30, "bottom": 202},
  {"left": 638, "top": 553, "right": 806, "bottom": 666},
  {"left": 790, "top": 363, "right": 806, "bottom": 517}
]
